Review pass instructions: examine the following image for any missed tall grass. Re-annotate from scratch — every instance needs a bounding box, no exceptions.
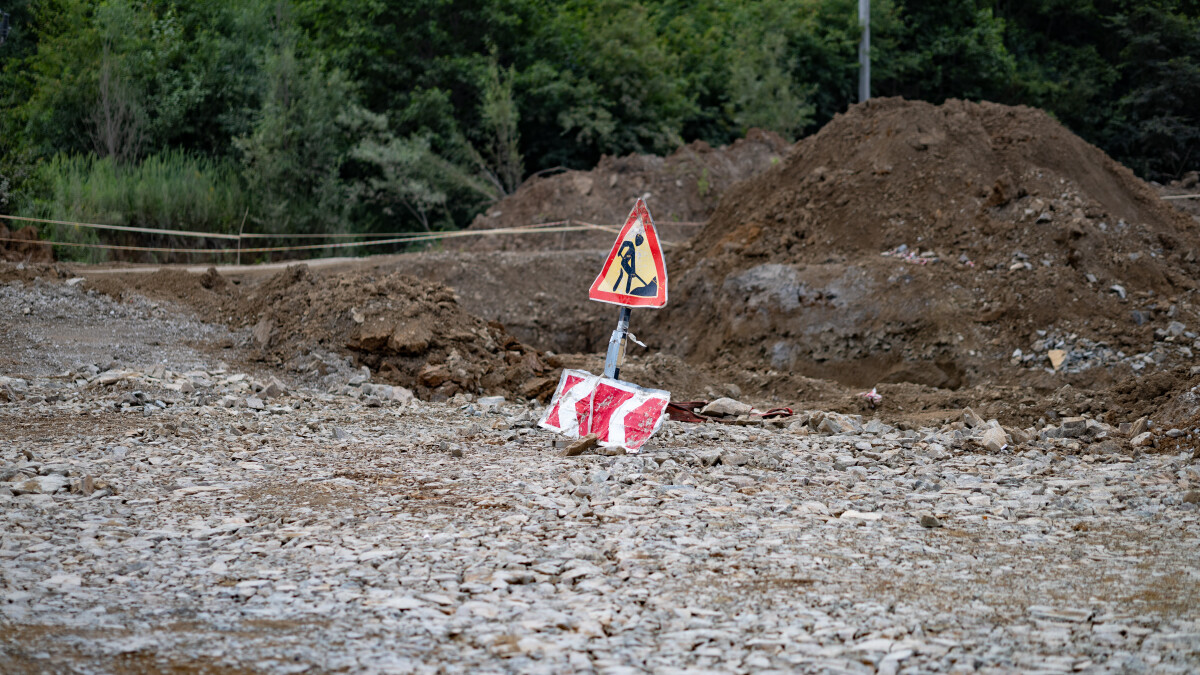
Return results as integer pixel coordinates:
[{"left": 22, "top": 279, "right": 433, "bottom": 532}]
[{"left": 27, "top": 151, "right": 248, "bottom": 262}]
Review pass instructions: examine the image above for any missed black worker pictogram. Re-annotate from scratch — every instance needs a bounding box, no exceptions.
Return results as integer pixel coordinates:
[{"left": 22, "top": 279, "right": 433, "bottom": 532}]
[{"left": 611, "top": 234, "right": 658, "bottom": 297}]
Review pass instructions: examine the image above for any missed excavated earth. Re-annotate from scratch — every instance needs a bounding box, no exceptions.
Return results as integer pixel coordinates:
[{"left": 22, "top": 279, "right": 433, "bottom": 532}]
[
  {"left": 637, "top": 98, "right": 1200, "bottom": 428},
  {"left": 11, "top": 101, "right": 1197, "bottom": 429},
  {"left": 3, "top": 264, "right": 1200, "bottom": 675},
  {"left": 3, "top": 98, "right": 1200, "bottom": 673}
]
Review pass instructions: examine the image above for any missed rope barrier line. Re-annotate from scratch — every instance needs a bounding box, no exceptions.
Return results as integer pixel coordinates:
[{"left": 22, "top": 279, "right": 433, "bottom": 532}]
[
  {"left": 238, "top": 220, "right": 704, "bottom": 238},
  {"left": 0, "top": 235, "right": 233, "bottom": 254},
  {"left": 0, "top": 220, "right": 679, "bottom": 255},
  {"left": 0, "top": 212, "right": 703, "bottom": 244},
  {"left": 0, "top": 213, "right": 240, "bottom": 240},
  {"left": 1162, "top": 194, "right": 1200, "bottom": 200},
  {"left": 236, "top": 220, "right": 574, "bottom": 239}
]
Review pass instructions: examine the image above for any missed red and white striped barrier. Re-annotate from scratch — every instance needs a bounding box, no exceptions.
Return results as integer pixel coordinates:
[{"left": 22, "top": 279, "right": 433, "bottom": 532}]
[{"left": 539, "top": 369, "right": 670, "bottom": 452}]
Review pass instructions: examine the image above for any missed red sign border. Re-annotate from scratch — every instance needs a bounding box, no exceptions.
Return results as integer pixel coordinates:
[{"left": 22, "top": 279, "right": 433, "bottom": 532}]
[{"left": 588, "top": 199, "right": 668, "bottom": 308}]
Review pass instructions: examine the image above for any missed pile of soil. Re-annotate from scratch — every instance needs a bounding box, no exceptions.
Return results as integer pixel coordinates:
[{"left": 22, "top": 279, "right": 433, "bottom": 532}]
[
  {"left": 87, "top": 265, "right": 557, "bottom": 401},
  {"left": 0, "top": 224, "right": 53, "bottom": 263},
  {"left": 0, "top": 261, "right": 72, "bottom": 284},
  {"left": 377, "top": 250, "right": 613, "bottom": 353},
  {"left": 58, "top": 98, "right": 1200, "bottom": 427},
  {"left": 460, "top": 129, "right": 789, "bottom": 250},
  {"left": 1161, "top": 171, "right": 1200, "bottom": 222},
  {"left": 643, "top": 98, "right": 1200, "bottom": 422}
]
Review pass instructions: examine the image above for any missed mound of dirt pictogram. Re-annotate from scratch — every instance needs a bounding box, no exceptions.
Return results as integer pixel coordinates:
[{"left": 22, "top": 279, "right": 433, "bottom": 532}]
[
  {"left": 643, "top": 97, "right": 1200, "bottom": 423},
  {"left": 459, "top": 129, "right": 790, "bottom": 250}
]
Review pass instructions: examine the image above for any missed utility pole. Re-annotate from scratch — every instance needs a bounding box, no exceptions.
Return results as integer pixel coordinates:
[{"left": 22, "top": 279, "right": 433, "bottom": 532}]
[{"left": 858, "top": 0, "right": 870, "bottom": 102}]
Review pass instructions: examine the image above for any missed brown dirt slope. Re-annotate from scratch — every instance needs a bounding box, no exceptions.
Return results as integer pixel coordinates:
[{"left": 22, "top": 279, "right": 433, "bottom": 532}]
[
  {"left": 461, "top": 129, "right": 790, "bottom": 250},
  {"left": 646, "top": 98, "right": 1200, "bottom": 399},
  {"left": 86, "top": 265, "right": 556, "bottom": 401},
  {"left": 0, "top": 224, "right": 54, "bottom": 263}
]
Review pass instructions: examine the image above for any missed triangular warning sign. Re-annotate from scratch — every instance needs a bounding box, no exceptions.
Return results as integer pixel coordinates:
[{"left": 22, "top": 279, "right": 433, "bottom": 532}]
[{"left": 589, "top": 199, "right": 668, "bottom": 308}]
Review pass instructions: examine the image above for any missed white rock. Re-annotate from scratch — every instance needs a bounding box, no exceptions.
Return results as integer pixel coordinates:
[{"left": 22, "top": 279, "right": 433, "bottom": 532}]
[
  {"left": 700, "top": 397, "right": 753, "bottom": 417},
  {"left": 840, "top": 510, "right": 883, "bottom": 521},
  {"left": 980, "top": 427, "right": 1008, "bottom": 452}
]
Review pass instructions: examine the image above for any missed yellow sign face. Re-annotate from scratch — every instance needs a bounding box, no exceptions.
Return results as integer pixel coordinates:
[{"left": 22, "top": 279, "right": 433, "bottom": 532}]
[{"left": 588, "top": 199, "right": 668, "bottom": 308}]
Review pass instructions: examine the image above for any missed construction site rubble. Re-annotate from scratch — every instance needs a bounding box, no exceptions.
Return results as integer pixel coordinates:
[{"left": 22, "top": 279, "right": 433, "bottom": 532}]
[{"left": 4, "top": 96, "right": 1200, "bottom": 672}]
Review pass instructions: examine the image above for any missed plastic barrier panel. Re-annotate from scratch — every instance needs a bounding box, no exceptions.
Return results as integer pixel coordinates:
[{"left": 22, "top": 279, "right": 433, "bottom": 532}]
[{"left": 539, "top": 369, "right": 670, "bottom": 452}]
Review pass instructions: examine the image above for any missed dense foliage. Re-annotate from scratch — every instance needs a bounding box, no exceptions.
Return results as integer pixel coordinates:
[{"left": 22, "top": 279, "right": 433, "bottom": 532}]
[{"left": 0, "top": 0, "right": 1196, "bottom": 254}]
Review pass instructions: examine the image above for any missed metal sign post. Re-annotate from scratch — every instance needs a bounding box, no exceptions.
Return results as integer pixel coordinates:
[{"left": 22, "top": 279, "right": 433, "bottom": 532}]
[
  {"left": 603, "top": 306, "right": 632, "bottom": 379},
  {"left": 538, "top": 197, "right": 671, "bottom": 452}
]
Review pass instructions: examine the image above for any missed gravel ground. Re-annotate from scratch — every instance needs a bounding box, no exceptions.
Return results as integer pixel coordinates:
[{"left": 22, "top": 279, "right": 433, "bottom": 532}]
[
  {"left": 0, "top": 277, "right": 236, "bottom": 378},
  {"left": 3, "top": 278, "right": 1200, "bottom": 674}
]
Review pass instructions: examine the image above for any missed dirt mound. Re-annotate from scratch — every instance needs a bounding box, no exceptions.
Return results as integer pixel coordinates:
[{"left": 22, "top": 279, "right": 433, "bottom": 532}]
[
  {"left": 461, "top": 129, "right": 790, "bottom": 250},
  {"left": 1, "top": 224, "right": 54, "bottom": 263},
  {"left": 244, "top": 266, "right": 556, "bottom": 400},
  {"left": 1161, "top": 171, "right": 1200, "bottom": 222},
  {"left": 376, "top": 250, "right": 611, "bottom": 353},
  {"left": 87, "top": 265, "right": 557, "bottom": 401},
  {"left": 646, "top": 98, "right": 1200, "bottom": 409},
  {"left": 0, "top": 261, "right": 73, "bottom": 284}
]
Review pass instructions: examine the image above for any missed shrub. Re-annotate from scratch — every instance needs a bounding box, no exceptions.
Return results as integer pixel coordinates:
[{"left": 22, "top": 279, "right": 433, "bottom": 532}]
[{"left": 27, "top": 150, "right": 248, "bottom": 262}]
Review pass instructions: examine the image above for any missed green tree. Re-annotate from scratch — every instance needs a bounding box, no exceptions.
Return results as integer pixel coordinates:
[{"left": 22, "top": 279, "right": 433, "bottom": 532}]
[
  {"left": 235, "top": 42, "right": 357, "bottom": 235},
  {"left": 474, "top": 57, "right": 524, "bottom": 196}
]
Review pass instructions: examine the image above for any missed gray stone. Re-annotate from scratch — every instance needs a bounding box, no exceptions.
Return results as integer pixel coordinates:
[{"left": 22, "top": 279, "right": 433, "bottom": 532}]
[
  {"left": 980, "top": 427, "right": 1008, "bottom": 452},
  {"left": 700, "top": 397, "right": 753, "bottom": 417},
  {"left": 562, "top": 434, "right": 599, "bottom": 457},
  {"left": 386, "top": 386, "right": 415, "bottom": 405},
  {"left": 1060, "top": 417, "right": 1088, "bottom": 438},
  {"left": 263, "top": 379, "right": 287, "bottom": 398},
  {"left": 720, "top": 451, "right": 750, "bottom": 467},
  {"left": 477, "top": 396, "right": 505, "bottom": 411},
  {"left": 1131, "top": 431, "right": 1154, "bottom": 447},
  {"left": 919, "top": 514, "right": 942, "bottom": 528},
  {"left": 962, "top": 407, "right": 983, "bottom": 428},
  {"left": 252, "top": 318, "right": 275, "bottom": 348},
  {"left": 818, "top": 417, "right": 847, "bottom": 434},
  {"left": 1130, "top": 417, "right": 1149, "bottom": 436},
  {"left": 12, "top": 474, "right": 69, "bottom": 495}
]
